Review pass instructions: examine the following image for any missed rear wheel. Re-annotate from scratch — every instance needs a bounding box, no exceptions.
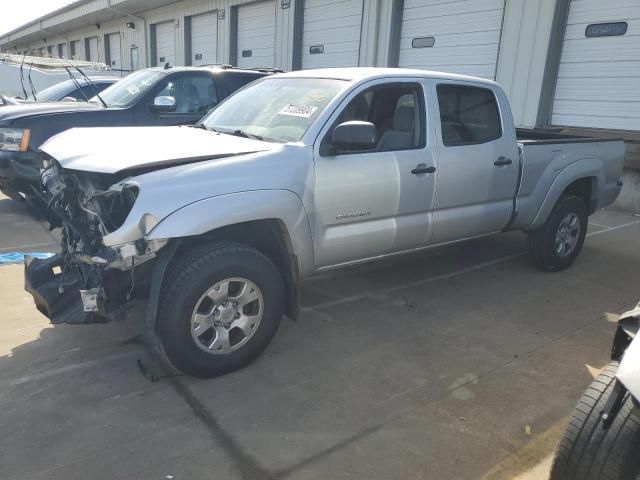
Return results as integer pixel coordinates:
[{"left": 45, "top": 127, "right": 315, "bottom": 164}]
[
  {"left": 527, "top": 194, "right": 588, "bottom": 271},
  {"left": 550, "top": 362, "right": 640, "bottom": 480},
  {"left": 156, "top": 242, "right": 285, "bottom": 378}
]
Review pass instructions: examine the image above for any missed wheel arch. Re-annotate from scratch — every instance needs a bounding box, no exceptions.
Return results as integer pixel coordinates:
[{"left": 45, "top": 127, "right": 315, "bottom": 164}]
[
  {"left": 144, "top": 190, "right": 316, "bottom": 331},
  {"left": 527, "top": 159, "right": 603, "bottom": 231}
]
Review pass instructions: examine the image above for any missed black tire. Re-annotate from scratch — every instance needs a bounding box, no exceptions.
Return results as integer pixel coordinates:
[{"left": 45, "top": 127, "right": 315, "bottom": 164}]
[
  {"left": 527, "top": 194, "right": 588, "bottom": 271},
  {"left": 550, "top": 362, "right": 640, "bottom": 480},
  {"left": 156, "top": 242, "right": 285, "bottom": 378}
]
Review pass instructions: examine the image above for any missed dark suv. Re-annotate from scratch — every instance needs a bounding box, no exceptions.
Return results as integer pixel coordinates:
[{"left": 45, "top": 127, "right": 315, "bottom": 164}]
[{"left": 0, "top": 65, "right": 271, "bottom": 201}]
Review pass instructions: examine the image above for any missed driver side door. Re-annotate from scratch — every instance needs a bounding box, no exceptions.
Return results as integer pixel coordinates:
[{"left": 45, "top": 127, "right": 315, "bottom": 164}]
[
  {"left": 134, "top": 72, "right": 218, "bottom": 126},
  {"left": 312, "top": 79, "right": 437, "bottom": 268}
]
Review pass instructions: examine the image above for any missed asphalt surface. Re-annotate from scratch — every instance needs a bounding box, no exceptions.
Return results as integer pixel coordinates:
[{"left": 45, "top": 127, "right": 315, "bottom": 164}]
[{"left": 1, "top": 192, "right": 639, "bottom": 480}]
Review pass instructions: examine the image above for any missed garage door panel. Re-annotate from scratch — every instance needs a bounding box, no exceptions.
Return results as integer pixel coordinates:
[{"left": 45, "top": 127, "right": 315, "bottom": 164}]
[
  {"left": 191, "top": 11, "right": 217, "bottom": 66},
  {"left": 108, "top": 34, "right": 121, "bottom": 69},
  {"left": 554, "top": 78, "right": 640, "bottom": 102},
  {"left": 155, "top": 21, "right": 176, "bottom": 66},
  {"left": 563, "top": 0, "right": 638, "bottom": 24},
  {"left": 237, "top": 1, "right": 276, "bottom": 68},
  {"left": 557, "top": 61, "right": 640, "bottom": 78},
  {"left": 302, "top": 0, "right": 363, "bottom": 69},
  {"left": 551, "top": 0, "right": 640, "bottom": 130},
  {"left": 403, "top": 0, "right": 503, "bottom": 19},
  {"left": 398, "top": 0, "right": 505, "bottom": 79},
  {"left": 553, "top": 113, "right": 640, "bottom": 131}
]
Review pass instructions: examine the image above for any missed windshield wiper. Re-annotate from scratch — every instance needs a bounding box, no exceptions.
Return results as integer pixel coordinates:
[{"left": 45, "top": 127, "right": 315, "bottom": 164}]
[
  {"left": 189, "top": 124, "right": 216, "bottom": 132},
  {"left": 228, "top": 129, "right": 263, "bottom": 141}
]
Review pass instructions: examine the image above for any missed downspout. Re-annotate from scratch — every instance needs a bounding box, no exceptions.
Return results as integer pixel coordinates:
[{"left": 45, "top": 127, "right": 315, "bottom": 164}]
[{"left": 106, "top": 0, "right": 149, "bottom": 68}]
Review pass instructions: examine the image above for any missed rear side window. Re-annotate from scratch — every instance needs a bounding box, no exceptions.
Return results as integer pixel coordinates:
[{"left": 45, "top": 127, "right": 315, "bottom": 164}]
[
  {"left": 224, "top": 74, "right": 262, "bottom": 95},
  {"left": 436, "top": 84, "right": 502, "bottom": 146}
]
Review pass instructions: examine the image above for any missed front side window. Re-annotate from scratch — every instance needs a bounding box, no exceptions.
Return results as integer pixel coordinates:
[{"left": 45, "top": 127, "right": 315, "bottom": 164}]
[
  {"left": 326, "top": 83, "right": 425, "bottom": 153},
  {"left": 201, "top": 77, "right": 347, "bottom": 143},
  {"left": 93, "top": 69, "right": 165, "bottom": 108},
  {"left": 436, "top": 84, "right": 502, "bottom": 147},
  {"left": 154, "top": 75, "right": 217, "bottom": 114}
]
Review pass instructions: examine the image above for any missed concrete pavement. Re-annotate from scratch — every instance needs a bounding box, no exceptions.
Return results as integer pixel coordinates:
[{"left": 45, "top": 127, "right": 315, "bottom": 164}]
[{"left": 1, "top": 192, "right": 639, "bottom": 479}]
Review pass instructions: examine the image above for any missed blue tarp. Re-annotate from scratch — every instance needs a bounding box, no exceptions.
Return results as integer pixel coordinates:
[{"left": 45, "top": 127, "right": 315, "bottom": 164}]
[{"left": 0, "top": 252, "right": 54, "bottom": 265}]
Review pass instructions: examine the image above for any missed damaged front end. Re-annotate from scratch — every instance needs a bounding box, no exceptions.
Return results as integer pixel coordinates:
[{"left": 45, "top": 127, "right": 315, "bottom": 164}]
[{"left": 24, "top": 159, "right": 167, "bottom": 324}]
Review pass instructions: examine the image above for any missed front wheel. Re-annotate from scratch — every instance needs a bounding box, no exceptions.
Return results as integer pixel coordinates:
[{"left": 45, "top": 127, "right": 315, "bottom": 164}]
[
  {"left": 156, "top": 242, "right": 285, "bottom": 378},
  {"left": 550, "top": 362, "right": 640, "bottom": 480},
  {"left": 527, "top": 194, "right": 588, "bottom": 271}
]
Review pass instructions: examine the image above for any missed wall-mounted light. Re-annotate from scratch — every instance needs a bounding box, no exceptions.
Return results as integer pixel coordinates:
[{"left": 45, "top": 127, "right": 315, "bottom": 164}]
[
  {"left": 126, "top": 22, "right": 135, "bottom": 29},
  {"left": 281, "top": 0, "right": 291, "bottom": 8},
  {"left": 217, "top": 9, "right": 225, "bottom": 20}
]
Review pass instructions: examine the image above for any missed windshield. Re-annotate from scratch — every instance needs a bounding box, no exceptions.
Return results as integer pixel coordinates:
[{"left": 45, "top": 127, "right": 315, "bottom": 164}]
[
  {"left": 201, "top": 77, "right": 347, "bottom": 143},
  {"left": 91, "top": 70, "right": 164, "bottom": 108},
  {"left": 28, "top": 80, "right": 75, "bottom": 102}
]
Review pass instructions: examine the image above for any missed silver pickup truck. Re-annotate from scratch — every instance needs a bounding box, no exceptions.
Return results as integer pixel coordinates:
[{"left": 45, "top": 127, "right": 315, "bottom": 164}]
[{"left": 25, "top": 68, "right": 624, "bottom": 377}]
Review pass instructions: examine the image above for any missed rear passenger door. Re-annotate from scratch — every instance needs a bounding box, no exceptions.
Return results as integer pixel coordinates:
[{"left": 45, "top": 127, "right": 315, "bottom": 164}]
[
  {"left": 135, "top": 72, "right": 218, "bottom": 126},
  {"left": 431, "top": 82, "right": 519, "bottom": 244}
]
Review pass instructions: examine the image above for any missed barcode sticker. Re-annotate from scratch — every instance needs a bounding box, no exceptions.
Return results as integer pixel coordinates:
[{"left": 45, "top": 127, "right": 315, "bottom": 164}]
[{"left": 277, "top": 104, "right": 318, "bottom": 118}]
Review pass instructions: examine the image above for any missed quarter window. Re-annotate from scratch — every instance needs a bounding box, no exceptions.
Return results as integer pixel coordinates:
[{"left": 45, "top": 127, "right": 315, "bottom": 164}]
[{"left": 436, "top": 84, "right": 502, "bottom": 146}]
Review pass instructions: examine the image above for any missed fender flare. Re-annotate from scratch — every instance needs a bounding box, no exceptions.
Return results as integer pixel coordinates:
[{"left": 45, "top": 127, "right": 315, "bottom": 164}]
[
  {"left": 143, "top": 190, "right": 315, "bottom": 331},
  {"left": 526, "top": 158, "right": 604, "bottom": 231}
]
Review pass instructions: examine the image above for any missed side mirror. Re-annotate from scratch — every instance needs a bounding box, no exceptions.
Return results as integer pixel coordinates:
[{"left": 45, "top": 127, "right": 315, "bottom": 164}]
[
  {"left": 331, "top": 121, "right": 377, "bottom": 151},
  {"left": 151, "top": 95, "right": 176, "bottom": 113}
]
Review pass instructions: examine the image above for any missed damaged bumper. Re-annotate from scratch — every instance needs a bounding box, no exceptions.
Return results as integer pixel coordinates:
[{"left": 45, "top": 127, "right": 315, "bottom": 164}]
[{"left": 24, "top": 254, "right": 85, "bottom": 323}]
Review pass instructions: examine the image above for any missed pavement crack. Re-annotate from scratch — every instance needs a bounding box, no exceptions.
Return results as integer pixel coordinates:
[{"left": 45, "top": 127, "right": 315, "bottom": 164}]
[{"left": 164, "top": 373, "right": 272, "bottom": 480}]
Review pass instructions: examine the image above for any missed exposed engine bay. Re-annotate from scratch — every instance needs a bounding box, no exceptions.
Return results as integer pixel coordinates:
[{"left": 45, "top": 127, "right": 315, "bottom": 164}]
[{"left": 25, "top": 158, "right": 167, "bottom": 323}]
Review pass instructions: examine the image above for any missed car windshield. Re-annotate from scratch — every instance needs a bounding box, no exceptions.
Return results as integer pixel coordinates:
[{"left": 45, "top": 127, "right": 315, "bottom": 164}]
[
  {"left": 28, "top": 80, "right": 77, "bottom": 102},
  {"left": 91, "top": 70, "right": 164, "bottom": 108},
  {"left": 200, "top": 77, "right": 348, "bottom": 143}
]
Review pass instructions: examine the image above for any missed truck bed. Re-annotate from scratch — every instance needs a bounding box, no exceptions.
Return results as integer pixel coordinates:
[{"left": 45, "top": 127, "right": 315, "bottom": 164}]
[
  {"left": 512, "top": 128, "right": 625, "bottom": 230},
  {"left": 516, "top": 127, "right": 623, "bottom": 145}
]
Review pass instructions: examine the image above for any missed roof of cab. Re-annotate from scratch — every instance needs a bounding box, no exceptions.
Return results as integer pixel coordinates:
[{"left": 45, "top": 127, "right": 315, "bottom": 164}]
[
  {"left": 273, "top": 67, "right": 498, "bottom": 86},
  {"left": 146, "top": 65, "right": 276, "bottom": 75}
]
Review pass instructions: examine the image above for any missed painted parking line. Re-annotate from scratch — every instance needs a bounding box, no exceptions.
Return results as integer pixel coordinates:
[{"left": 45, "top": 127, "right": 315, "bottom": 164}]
[{"left": 302, "top": 219, "right": 640, "bottom": 312}]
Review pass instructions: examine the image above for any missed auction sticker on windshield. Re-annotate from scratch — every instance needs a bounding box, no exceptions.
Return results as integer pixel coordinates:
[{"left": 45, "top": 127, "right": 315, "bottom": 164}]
[
  {"left": 127, "top": 85, "right": 140, "bottom": 95},
  {"left": 278, "top": 104, "right": 318, "bottom": 118}
]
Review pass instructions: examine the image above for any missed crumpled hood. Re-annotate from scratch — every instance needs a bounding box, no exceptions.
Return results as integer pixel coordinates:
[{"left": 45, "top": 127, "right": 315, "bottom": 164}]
[{"left": 40, "top": 125, "right": 273, "bottom": 174}]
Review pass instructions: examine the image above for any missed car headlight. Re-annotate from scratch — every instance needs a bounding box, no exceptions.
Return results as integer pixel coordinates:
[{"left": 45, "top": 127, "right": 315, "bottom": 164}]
[{"left": 0, "top": 128, "right": 30, "bottom": 152}]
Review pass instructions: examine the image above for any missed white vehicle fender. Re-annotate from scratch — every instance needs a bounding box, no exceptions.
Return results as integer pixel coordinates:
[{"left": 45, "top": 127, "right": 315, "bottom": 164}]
[
  {"left": 616, "top": 305, "right": 640, "bottom": 400},
  {"left": 146, "top": 189, "right": 315, "bottom": 276},
  {"left": 527, "top": 157, "right": 604, "bottom": 230}
]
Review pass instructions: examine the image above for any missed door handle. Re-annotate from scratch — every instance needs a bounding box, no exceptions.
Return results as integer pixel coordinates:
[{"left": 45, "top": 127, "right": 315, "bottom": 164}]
[
  {"left": 411, "top": 164, "right": 436, "bottom": 175},
  {"left": 494, "top": 157, "right": 513, "bottom": 166}
]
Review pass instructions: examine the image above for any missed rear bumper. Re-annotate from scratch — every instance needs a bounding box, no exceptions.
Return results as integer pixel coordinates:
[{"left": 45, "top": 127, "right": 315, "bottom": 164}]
[{"left": 24, "top": 254, "right": 82, "bottom": 323}]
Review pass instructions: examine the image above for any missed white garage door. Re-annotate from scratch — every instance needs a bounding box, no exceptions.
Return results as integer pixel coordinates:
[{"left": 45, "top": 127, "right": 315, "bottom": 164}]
[
  {"left": 301, "top": 0, "right": 364, "bottom": 69},
  {"left": 236, "top": 1, "right": 276, "bottom": 68},
  {"left": 155, "top": 21, "right": 176, "bottom": 67},
  {"left": 398, "top": 0, "right": 506, "bottom": 79},
  {"left": 87, "top": 37, "right": 99, "bottom": 62},
  {"left": 551, "top": 0, "right": 640, "bottom": 131},
  {"left": 108, "top": 33, "right": 122, "bottom": 70},
  {"left": 191, "top": 11, "right": 218, "bottom": 66}
]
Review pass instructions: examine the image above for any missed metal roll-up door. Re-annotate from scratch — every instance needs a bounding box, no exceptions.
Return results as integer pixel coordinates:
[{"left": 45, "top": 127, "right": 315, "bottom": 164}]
[
  {"left": 551, "top": 0, "right": 640, "bottom": 130},
  {"left": 155, "top": 21, "right": 176, "bottom": 67},
  {"left": 86, "top": 37, "right": 99, "bottom": 62},
  {"left": 108, "top": 33, "right": 122, "bottom": 70},
  {"left": 190, "top": 11, "right": 218, "bottom": 66},
  {"left": 397, "top": 0, "right": 506, "bottom": 79},
  {"left": 301, "top": 0, "right": 364, "bottom": 69},
  {"left": 236, "top": 1, "right": 276, "bottom": 68}
]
